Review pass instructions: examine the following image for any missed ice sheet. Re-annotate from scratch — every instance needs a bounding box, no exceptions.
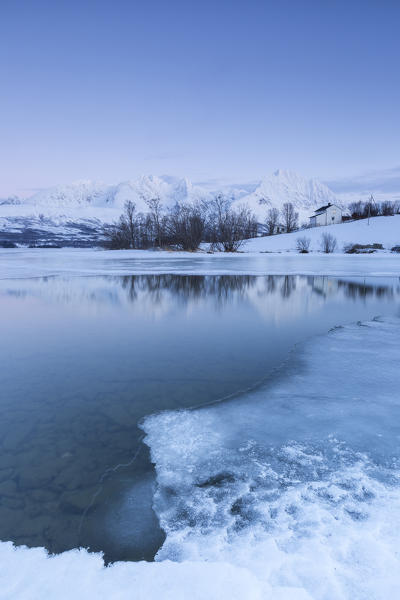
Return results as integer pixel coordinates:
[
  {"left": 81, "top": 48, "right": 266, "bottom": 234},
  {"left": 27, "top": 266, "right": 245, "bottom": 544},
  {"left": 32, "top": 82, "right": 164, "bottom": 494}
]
[{"left": 1, "top": 247, "right": 400, "bottom": 280}]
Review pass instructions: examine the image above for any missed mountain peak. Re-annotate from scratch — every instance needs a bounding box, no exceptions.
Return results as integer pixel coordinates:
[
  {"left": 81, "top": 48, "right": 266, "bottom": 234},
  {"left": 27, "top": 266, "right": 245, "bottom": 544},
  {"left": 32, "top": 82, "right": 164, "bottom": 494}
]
[
  {"left": 2, "top": 170, "right": 339, "bottom": 228},
  {"left": 232, "top": 170, "right": 338, "bottom": 222}
]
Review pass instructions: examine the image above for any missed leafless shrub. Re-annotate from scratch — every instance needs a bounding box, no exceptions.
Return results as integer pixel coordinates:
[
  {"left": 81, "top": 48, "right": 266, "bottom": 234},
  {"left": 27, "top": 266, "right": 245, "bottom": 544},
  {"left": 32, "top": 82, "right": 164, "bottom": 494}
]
[
  {"left": 344, "top": 243, "right": 383, "bottom": 254},
  {"left": 296, "top": 236, "right": 311, "bottom": 253},
  {"left": 320, "top": 232, "right": 337, "bottom": 253}
]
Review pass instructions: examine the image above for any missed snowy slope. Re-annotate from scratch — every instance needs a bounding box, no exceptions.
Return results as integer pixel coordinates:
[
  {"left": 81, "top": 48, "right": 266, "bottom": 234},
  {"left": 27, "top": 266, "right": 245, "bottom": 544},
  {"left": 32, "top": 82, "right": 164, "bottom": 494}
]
[
  {"left": 232, "top": 169, "right": 340, "bottom": 224},
  {"left": 242, "top": 215, "right": 400, "bottom": 253}
]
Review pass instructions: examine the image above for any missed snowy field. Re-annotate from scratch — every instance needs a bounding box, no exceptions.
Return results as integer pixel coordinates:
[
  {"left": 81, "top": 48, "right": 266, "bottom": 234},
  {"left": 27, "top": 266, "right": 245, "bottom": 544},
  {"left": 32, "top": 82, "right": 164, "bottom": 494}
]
[
  {"left": 2, "top": 317, "right": 400, "bottom": 599},
  {"left": 243, "top": 215, "right": 400, "bottom": 253}
]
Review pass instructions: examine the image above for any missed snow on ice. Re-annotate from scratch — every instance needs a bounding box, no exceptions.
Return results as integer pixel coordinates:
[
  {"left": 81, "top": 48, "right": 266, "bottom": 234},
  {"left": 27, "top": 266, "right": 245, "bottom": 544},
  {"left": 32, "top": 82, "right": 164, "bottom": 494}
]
[
  {"left": 1, "top": 239, "right": 400, "bottom": 281},
  {"left": 142, "top": 317, "right": 400, "bottom": 599},
  {"left": 1, "top": 317, "right": 400, "bottom": 599}
]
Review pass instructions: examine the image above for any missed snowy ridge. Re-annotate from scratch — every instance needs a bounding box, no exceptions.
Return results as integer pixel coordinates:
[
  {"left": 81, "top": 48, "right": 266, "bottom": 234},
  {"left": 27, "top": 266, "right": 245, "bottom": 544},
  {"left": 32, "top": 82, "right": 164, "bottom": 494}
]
[
  {"left": 0, "top": 171, "right": 339, "bottom": 244},
  {"left": 23, "top": 175, "right": 209, "bottom": 213},
  {"left": 232, "top": 169, "right": 340, "bottom": 223},
  {"left": 20, "top": 170, "right": 337, "bottom": 217},
  {"left": 0, "top": 175, "right": 210, "bottom": 245}
]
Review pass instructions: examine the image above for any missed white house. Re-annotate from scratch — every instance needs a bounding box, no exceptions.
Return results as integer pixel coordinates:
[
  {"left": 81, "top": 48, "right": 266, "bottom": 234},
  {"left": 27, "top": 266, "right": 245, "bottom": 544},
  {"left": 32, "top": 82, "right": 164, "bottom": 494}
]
[{"left": 309, "top": 203, "right": 342, "bottom": 227}]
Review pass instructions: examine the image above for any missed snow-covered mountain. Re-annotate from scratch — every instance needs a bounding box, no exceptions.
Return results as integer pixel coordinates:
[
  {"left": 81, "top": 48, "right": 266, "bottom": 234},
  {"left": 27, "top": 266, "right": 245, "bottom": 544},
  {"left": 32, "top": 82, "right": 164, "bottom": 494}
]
[
  {"left": 0, "top": 171, "right": 340, "bottom": 245},
  {"left": 0, "top": 175, "right": 213, "bottom": 246},
  {"left": 24, "top": 175, "right": 208, "bottom": 213},
  {"left": 232, "top": 169, "right": 340, "bottom": 224}
]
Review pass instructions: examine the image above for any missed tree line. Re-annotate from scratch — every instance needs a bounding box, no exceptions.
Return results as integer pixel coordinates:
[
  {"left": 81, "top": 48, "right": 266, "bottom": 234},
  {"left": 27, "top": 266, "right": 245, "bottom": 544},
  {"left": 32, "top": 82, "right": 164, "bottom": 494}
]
[
  {"left": 102, "top": 195, "right": 399, "bottom": 251},
  {"left": 264, "top": 203, "right": 299, "bottom": 235},
  {"left": 102, "top": 195, "right": 258, "bottom": 252},
  {"left": 348, "top": 199, "right": 400, "bottom": 219}
]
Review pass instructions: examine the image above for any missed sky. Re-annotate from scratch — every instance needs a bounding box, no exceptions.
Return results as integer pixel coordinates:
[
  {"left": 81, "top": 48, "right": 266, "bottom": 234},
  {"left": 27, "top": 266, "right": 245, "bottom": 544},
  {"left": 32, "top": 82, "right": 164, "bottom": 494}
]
[{"left": 1, "top": 0, "right": 400, "bottom": 197}]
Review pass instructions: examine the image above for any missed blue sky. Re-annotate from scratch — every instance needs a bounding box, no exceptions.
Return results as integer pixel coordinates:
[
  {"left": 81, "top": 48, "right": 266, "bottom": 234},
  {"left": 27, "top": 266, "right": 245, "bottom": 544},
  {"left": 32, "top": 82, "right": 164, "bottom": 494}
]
[{"left": 1, "top": 0, "right": 399, "bottom": 196}]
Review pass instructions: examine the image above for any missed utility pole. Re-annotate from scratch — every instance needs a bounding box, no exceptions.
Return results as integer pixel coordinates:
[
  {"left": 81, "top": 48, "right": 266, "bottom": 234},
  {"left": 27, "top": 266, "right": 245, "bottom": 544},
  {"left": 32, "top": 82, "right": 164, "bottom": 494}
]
[{"left": 367, "top": 194, "right": 375, "bottom": 226}]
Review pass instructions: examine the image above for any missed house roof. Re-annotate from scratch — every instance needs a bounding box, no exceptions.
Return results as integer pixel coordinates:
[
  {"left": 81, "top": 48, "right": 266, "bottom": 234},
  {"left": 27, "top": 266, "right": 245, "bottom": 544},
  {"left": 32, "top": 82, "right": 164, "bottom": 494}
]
[
  {"left": 314, "top": 203, "right": 332, "bottom": 213},
  {"left": 309, "top": 203, "right": 342, "bottom": 219},
  {"left": 313, "top": 203, "right": 341, "bottom": 214}
]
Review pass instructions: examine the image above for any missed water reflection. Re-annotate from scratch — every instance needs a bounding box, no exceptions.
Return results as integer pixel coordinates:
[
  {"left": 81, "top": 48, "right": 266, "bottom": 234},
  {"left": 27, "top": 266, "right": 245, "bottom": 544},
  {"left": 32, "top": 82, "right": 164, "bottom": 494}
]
[
  {"left": 1, "top": 274, "right": 399, "bottom": 310},
  {"left": 307, "top": 276, "right": 400, "bottom": 300},
  {"left": 120, "top": 273, "right": 258, "bottom": 305},
  {"left": 0, "top": 274, "right": 399, "bottom": 564}
]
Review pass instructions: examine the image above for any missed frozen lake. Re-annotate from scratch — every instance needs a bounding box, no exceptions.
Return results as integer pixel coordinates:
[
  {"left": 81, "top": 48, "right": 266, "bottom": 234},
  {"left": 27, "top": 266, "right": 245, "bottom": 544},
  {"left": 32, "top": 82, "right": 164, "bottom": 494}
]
[
  {"left": 2, "top": 247, "right": 400, "bottom": 279},
  {"left": 0, "top": 269, "right": 399, "bottom": 569}
]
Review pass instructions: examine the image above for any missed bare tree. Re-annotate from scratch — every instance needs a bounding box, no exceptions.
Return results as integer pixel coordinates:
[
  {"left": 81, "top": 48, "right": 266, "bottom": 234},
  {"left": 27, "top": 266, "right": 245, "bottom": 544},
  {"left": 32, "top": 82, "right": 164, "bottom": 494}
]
[
  {"left": 119, "top": 200, "right": 137, "bottom": 248},
  {"left": 348, "top": 201, "right": 364, "bottom": 219},
  {"left": 320, "top": 232, "right": 337, "bottom": 253},
  {"left": 103, "top": 194, "right": 257, "bottom": 252},
  {"left": 296, "top": 236, "right": 311, "bottom": 253},
  {"left": 208, "top": 195, "right": 257, "bottom": 252},
  {"left": 102, "top": 200, "right": 138, "bottom": 249},
  {"left": 381, "top": 201, "right": 395, "bottom": 216},
  {"left": 265, "top": 207, "right": 279, "bottom": 235},
  {"left": 145, "top": 196, "right": 164, "bottom": 247},
  {"left": 102, "top": 223, "right": 130, "bottom": 249},
  {"left": 281, "top": 202, "right": 298, "bottom": 233},
  {"left": 166, "top": 203, "right": 205, "bottom": 251}
]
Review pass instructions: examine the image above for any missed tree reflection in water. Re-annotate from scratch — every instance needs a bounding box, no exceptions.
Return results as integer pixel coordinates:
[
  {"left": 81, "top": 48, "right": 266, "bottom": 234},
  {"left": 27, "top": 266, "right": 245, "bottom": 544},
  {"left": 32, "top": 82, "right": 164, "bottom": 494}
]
[{"left": 118, "top": 274, "right": 400, "bottom": 306}]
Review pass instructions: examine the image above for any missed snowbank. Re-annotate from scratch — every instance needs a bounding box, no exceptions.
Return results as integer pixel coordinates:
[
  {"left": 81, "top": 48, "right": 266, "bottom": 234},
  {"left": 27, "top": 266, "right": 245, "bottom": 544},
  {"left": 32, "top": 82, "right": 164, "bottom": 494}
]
[
  {"left": 243, "top": 215, "right": 400, "bottom": 252},
  {"left": 0, "top": 543, "right": 269, "bottom": 600}
]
